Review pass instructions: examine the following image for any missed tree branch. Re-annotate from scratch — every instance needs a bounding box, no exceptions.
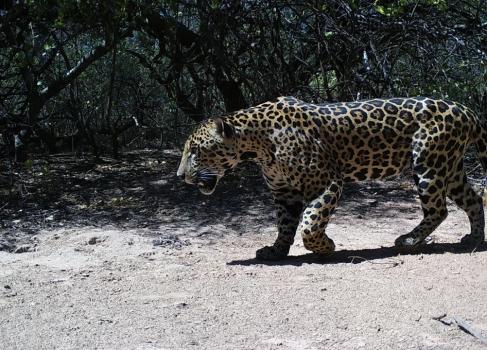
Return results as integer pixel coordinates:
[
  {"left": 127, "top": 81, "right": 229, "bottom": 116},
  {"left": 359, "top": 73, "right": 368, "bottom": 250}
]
[{"left": 40, "top": 29, "right": 132, "bottom": 103}]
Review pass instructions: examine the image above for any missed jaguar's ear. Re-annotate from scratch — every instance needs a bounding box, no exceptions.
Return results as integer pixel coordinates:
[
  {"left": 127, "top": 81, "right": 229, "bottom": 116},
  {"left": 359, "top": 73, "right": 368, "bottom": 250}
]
[{"left": 214, "top": 118, "right": 235, "bottom": 139}]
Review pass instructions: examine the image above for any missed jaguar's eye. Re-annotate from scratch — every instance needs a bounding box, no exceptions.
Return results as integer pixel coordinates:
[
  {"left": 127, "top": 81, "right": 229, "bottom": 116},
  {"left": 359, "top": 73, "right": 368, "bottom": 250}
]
[{"left": 190, "top": 146, "right": 199, "bottom": 156}]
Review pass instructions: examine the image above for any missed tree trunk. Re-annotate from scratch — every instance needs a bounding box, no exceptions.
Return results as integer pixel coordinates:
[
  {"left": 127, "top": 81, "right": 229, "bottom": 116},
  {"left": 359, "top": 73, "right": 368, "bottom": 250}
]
[
  {"left": 214, "top": 69, "right": 247, "bottom": 112},
  {"left": 106, "top": 37, "right": 118, "bottom": 158},
  {"left": 111, "top": 134, "right": 119, "bottom": 159},
  {"left": 14, "top": 133, "right": 26, "bottom": 163}
]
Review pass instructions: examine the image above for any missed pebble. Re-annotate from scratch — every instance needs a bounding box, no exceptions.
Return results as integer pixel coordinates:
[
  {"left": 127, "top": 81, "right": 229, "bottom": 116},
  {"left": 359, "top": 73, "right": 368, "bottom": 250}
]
[
  {"left": 152, "top": 234, "right": 191, "bottom": 249},
  {"left": 88, "top": 236, "right": 100, "bottom": 245}
]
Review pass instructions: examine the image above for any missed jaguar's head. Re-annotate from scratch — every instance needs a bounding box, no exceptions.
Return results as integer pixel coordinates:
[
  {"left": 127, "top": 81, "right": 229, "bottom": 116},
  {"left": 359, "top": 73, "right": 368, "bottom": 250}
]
[{"left": 177, "top": 118, "right": 238, "bottom": 195}]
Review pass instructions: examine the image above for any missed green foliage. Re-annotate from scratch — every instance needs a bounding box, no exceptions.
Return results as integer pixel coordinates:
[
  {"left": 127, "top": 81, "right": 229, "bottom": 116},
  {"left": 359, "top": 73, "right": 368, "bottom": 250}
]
[
  {"left": 374, "top": 0, "right": 447, "bottom": 16},
  {"left": 24, "top": 159, "right": 33, "bottom": 169}
]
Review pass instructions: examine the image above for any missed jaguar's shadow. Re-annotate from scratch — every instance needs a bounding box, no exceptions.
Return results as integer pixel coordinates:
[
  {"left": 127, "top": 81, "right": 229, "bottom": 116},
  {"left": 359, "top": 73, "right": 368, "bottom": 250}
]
[{"left": 227, "top": 243, "right": 487, "bottom": 266}]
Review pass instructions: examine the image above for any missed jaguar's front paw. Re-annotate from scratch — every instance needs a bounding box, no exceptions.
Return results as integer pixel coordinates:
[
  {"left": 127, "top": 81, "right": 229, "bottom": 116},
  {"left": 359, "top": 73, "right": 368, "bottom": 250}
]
[
  {"left": 303, "top": 236, "right": 335, "bottom": 255},
  {"left": 255, "top": 244, "right": 290, "bottom": 260}
]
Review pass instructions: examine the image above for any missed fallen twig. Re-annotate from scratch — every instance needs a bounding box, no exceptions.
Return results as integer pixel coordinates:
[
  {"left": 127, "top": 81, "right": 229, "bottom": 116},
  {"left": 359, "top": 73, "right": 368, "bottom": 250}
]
[
  {"left": 466, "top": 163, "right": 481, "bottom": 175},
  {"left": 434, "top": 314, "right": 487, "bottom": 345},
  {"left": 432, "top": 313, "right": 451, "bottom": 325},
  {"left": 452, "top": 316, "right": 487, "bottom": 345},
  {"left": 348, "top": 255, "right": 403, "bottom": 268}
]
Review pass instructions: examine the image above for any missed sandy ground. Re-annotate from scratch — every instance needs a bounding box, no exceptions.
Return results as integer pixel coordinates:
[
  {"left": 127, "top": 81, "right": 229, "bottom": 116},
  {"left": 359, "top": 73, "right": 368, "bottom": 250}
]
[{"left": 1, "top": 153, "right": 487, "bottom": 349}]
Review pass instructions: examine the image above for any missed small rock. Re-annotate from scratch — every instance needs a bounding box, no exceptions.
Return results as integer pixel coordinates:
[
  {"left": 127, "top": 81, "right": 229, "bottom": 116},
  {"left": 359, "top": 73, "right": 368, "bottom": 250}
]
[
  {"left": 152, "top": 233, "right": 191, "bottom": 249},
  {"left": 149, "top": 179, "right": 168, "bottom": 186},
  {"left": 99, "top": 318, "right": 113, "bottom": 324},
  {"left": 113, "top": 188, "right": 123, "bottom": 195},
  {"left": 88, "top": 236, "right": 100, "bottom": 245}
]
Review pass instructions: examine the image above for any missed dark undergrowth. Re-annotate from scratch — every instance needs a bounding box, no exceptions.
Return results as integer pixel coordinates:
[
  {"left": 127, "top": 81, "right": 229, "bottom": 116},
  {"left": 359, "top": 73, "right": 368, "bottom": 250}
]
[{"left": 1, "top": 150, "right": 485, "bottom": 251}]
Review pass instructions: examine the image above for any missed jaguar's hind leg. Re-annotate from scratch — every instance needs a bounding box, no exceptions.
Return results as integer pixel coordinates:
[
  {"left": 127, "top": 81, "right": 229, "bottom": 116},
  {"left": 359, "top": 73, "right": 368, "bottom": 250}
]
[
  {"left": 395, "top": 186, "right": 448, "bottom": 247},
  {"left": 447, "top": 171, "right": 485, "bottom": 247},
  {"left": 395, "top": 145, "right": 449, "bottom": 247}
]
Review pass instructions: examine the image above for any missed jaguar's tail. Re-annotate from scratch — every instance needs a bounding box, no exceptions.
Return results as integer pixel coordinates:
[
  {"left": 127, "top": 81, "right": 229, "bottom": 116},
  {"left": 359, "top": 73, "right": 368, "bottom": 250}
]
[{"left": 475, "top": 118, "right": 487, "bottom": 173}]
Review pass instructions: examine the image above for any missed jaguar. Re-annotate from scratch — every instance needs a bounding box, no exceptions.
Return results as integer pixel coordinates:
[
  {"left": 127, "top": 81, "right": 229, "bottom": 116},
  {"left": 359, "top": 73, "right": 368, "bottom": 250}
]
[{"left": 177, "top": 96, "right": 487, "bottom": 260}]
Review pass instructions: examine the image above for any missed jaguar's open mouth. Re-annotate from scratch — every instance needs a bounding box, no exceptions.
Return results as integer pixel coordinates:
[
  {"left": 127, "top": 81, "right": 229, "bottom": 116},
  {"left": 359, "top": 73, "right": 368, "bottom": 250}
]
[{"left": 197, "top": 175, "right": 218, "bottom": 195}]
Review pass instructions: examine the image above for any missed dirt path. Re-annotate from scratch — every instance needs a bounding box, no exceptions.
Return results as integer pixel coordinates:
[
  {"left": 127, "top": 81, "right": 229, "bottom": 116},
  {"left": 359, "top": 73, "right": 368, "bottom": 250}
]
[
  {"left": 1, "top": 196, "right": 487, "bottom": 349},
  {"left": 1, "top": 153, "right": 487, "bottom": 349}
]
